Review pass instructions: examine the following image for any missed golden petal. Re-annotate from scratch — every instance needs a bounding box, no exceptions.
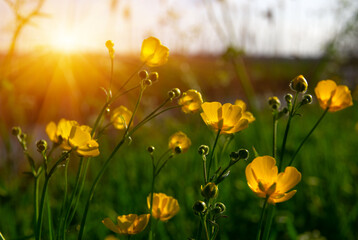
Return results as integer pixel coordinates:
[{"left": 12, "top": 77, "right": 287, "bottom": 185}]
[{"left": 276, "top": 167, "right": 301, "bottom": 193}]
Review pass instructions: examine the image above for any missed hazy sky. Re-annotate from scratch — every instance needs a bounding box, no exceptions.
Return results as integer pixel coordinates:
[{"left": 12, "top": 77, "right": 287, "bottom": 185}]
[{"left": 0, "top": 0, "right": 356, "bottom": 56}]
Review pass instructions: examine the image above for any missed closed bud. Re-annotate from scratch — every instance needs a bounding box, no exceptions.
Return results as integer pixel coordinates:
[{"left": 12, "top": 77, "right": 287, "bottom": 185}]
[
  {"left": 168, "top": 90, "right": 176, "bottom": 99},
  {"left": 290, "top": 75, "right": 308, "bottom": 93},
  {"left": 174, "top": 146, "right": 182, "bottom": 154},
  {"left": 201, "top": 182, "right": 218, "bottom": 199},
  {"left": 149, "top": 72, "right": 159, "bottom": 82},
  {"left": 285, "top": 94, "right": 293, "bottom": 103},
  {"left": 147, "top": 146, "right": 155, "bottom": 153},
  {"left": 105, "top": 40, "right": 114, "bottom": 49},
  {"left": 282, "top": 107, "right": 289, "bottom": 114},
  {"left": 268, "top": 96, "right": 280, "bottom": 110},
  {"left": 193, "top": 200, "right": 207, "bottom": 214},
  {"left": 198, "top": 145, "right": 209, "bottom": 156},
  {"left": 171, "top": 88, "right": 181, "bottom": 98},
  {"left": 12, "top": 127, "right": 21, "bottom": 136},
  {"left": 144, "top": 79, "right": 152, "bottom": 86},
  {"left": 20, "top": 133, "right": 27, "bottom": 141},
  {"left": 138, "top": 70, "right": 149, "bottom": 80},
  {"left": 213, "top": 202, "right": 226, "bottom": 214},
  {"left": 238, "top": 149, "right": 249, "bottom": 160},
  {"left": 302, "top": 94, "right": 313, "bottom": 105},
  {"left": 36, "top": 140, "right": 48, "bottom": 153}
]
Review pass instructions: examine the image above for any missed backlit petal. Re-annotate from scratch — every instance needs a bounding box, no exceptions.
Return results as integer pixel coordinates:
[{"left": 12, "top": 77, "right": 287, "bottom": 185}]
[{"left": 276, "top": 167, "right": 301, "bottom": 194}]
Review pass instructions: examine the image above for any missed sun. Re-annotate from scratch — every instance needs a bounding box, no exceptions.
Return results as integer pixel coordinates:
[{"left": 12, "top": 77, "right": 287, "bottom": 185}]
[{"left": 50, "top": 29, "right": 81, "bottom": 53}]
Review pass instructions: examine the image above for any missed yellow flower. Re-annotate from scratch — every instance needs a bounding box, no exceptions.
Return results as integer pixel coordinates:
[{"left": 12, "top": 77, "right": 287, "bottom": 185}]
[
  {"left": 245, "top": 156, "right": 301, "bottom": 204},
  {"left": 147, "top": 193, "right": 180, "bottom": 221},
  {"left": 111, "top": 106, "right": 133, "bottom": 130},
  {"left": 314, "top": 80, "right": 353, "bottom": 112},
  {"left": 140, "top": 37, "right": 169, "bottom": 67},
  {"left": 234, "top": 99, "right": 255, "bottom": 123},
  {"left": 290, "top": 75, "right": 308, "bottom": 93},
  {"left": 168, "top": 131, "right": 191, "bottom": 153},
  {"left": 178, "top": 89, "right": 203, "bottom": 114},
  {"left": 102, "top": 214, "right": 150, "bottom": 235},
  {"left": 64, "top": 126, "right": 100, "bottom": 157},
  {"left": 200, "top": 102, "right": 250, "bottom": 134},
  {"left": 46, "top": 119, "right": 79, "bottom": 147}
]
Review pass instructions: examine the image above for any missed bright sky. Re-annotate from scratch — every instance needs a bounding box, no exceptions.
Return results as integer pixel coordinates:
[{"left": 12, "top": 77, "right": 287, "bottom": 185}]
[{"left": 0, "top": 0, "right": 356, "bottom": 56}]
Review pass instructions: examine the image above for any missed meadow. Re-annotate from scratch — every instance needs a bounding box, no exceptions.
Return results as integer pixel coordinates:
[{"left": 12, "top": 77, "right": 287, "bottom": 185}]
[{"left": 0, "top": 37, "right": 357, "bottom": 240}]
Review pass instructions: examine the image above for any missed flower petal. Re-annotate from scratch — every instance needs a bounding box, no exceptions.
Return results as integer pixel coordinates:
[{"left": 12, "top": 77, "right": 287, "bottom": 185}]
[
  {"left": 276, "top": 166, "right": 301, "bottom": 194},
  {"left": 102, "top": 218, "right": 120, "bottom": 234},
  {"left": 270, "top": 190, "right": 297, "bottom": 203}
]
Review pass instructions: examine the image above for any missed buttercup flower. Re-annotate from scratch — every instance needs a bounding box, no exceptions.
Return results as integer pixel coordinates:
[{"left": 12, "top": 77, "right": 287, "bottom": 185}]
[
  {"left": 168, "top": 131, "right": 191, "bottom": 153},
  {"left": 102, "top": 214, "right": 150, "bottom": 235},
  {"left": 140, "top": 37, "right": 169, "bottom": 67},
  {"left": 63, "top": 125, "right": 100, "bottom": 157},
  {"left": 147, "top": 193, "right": 180, "bottom": 221},
  {"left": 314, "top": 80, "right": 353, "bottom": 112},
  {"left": 234, "top": 99, "right": 255, "bottom": 123},
  {"left": 245, "top": 156, "right": 301, "bottom": 204},
  {"left": 178, "top": 89, "right": 203, "bottom": 114},
  {"left": 111, "top": 106, "right": 133, "bottom": 130},
  {"left": 46, "top": 119, "right": 80, "bottom": 148},
  {"left": 200, "top": 102, "right": 250, "bottom": 134}
]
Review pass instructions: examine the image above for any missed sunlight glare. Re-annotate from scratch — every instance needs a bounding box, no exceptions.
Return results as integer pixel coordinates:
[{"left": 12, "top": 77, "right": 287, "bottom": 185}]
[{"left": 50, "top": 29, "right": 81, "bottom": 53}]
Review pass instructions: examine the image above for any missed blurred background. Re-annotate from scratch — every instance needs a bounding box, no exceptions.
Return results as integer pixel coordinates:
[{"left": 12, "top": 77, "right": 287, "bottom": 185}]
[{"left": 1, "top": 0, "right": 358, "bottom": 239}]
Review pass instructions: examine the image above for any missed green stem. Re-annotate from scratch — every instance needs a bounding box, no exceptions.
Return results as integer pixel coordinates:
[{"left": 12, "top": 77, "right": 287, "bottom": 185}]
[
  {"left": 262, "top": 204, "right": 276, "bottom": 240},
  {"left": 78, "top": 87, "right": 145, "bottom": 240},
  {"left": 196, "top": 220, "right": 203, "bottom": 240},
  {"left": 207, "top": 129, "right": 221, "bottom": 182},
  {"left": 288, "top": 108, "right": 328, "bottom": 166},
  {"left": 149, "top": 156, "right": 156, "bottom": 240},
  {"left": 202, "top": 154, "right": 208, "bottom": 185},
  {"left": 202, "top": 216, "right": 210, "bottom": 240},
  {"left": 279, "top": 93, "right": 298, "bottom": 172},
  {"left": 36, "top": 151, "right": 71, "bottom": 240},
  {"left": 273, "top": 115, "right": 278, "bottom": 159},
  {"left": 57, "top": 160, "right": 69, "bottom": 239},
  {"left": 46, "top": 192, "right": 53, "bottom": 240},
  {"left": 256, "top": 198, "right": 268, "bottom": 240},
  {"left": 34, "top": 176, "right": 39, "bottom": 236}
]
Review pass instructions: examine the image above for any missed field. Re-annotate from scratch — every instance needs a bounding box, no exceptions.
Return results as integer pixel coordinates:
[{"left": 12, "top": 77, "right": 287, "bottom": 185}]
[{"left": 0, "top": 45, "right": 357, "bottom": 240}]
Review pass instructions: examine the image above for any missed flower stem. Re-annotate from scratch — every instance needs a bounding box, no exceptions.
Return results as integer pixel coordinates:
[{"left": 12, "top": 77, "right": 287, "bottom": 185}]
[
  {"left": 262, "top": 204, "right": 275, "bottom": 240},
  {"left": 256, "top": 198, "right": 268, "bottom": 240},
  {"left": 288, "top": 107, "right": 328, "bottom": 166},
  {"left": 279, "top": 92, "right": 298, "bottom": 172},
  {"left": 36, "top": 151, "right": 71, "bottom": 240},
  {"left": 207, "top": 129, "right": 221, "bottom": 182},
  {"left": 273, "top": 114, "right": 278, "bottom": 159}
]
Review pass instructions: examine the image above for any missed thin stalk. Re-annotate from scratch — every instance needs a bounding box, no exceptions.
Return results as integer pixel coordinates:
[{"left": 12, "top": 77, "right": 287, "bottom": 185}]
[
  {"left": 273, "top": 114, "right": 278, "bottom": 159},
  {"left": 46, "top": 192, "right": 53, "bottom": 240},
  {"left": 207, "top": 129, "right": 221, "bottom": 182},
  {"left": 116, "top": 62, "right": 146, "bottom": 93},
  {"left": 196, "top": 220, "right": 203, "bottom": 240},
  {"left": 202, "top": 216, "right": 210, "bottom": 240},
  {"left": 148, "top": 156, "right": 156, "bottom": 240},
  {"left": 155, "top": 154, "right": 174, "bottom": 177},
  {"left": 256, "top": 198, "right": 269, "bottom": 240},
  {"left": 202, "top": 154, "right": 208, "bottom": 185},
  {"left": 279, "top": 93, "right": 298, "bottom": 172},
  {"left": 288, "top": 108, "right": 328, "bottom": 166},
  {"left": 36, "top": 151, "right": 71, "bottom": 240},
  {"left": 262, "top": 204, "right": 276, "bottom": 240},
  {"left": 57, "top": 160, "right": 69, "bottom": 239},
  {"left": 78, "top": 87, "right": 145, "bottom": 240},
  {"left": 33, "top": 176, "right": 39, "bottom": 235}
]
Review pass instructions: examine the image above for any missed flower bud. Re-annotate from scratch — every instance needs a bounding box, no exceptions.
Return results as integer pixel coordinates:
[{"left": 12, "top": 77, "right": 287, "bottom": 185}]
[
  {"left": 105, "top": 40, "right": 114, "bottom": 49},
  {"left": 290, "top": 75, "right": 308, "bottom": 93},
  {"left": 168, "top": 90, "right": 176, "bottom": 99},
  {"left": 12, "top": 127, "right": 21, "bottom": 136},
  {"left": 285, "top": 94, "right": 293, "bottom": 103},
  {"left": 144, "top": 79, "right": 152, "bottom": 86},
  {"left": 198, "top": 145, "right": 209, "bottom": 156},
  {"left": 171, "top": 88, "right": 181, "bottom": 98},
  {"left": 213, "top": 202, "right": 226, "bottom": 214},
  {"left": 36, "top": 140, "right": 48, "bottom": 153},
  {"left": 302, "top": 94, "right": 313, "bottom": 105},
  {"left": 138, "top": 70, "right": 149, "bottom": 80},
  {"left": 193, "top": 200, "right": 207, "bottom": 214},
  {"left": 268, "top": 96, "right": 280, "bottom": 109},
  {"left": 149, "top": 72, "right": 159, "bottom": 82},
  {"left": 174, "top": 146, "right": 182, "bottom": 154},
  {"left": 147, "top": 146, "right": 155, "bottom": 153},
  {"left": 238, "top": 149, "right": 249, "bottom": 160},
  {"left": 201, "top": 182, "right": 218, "bottom": 199},
  {"left": 20, "top": 133, "right": 27, "bottom": 141}
]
